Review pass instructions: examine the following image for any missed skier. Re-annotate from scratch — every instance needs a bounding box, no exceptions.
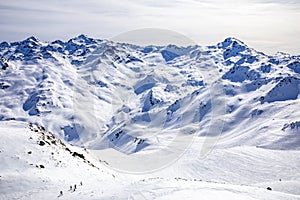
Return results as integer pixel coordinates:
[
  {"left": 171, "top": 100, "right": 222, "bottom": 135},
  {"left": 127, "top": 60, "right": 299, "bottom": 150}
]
[
  {"left": 73, "top": 184, "right": 77, "bottom": 191},
  {"left": 58, "top": 191, "right": 63, "bottom": 197}
]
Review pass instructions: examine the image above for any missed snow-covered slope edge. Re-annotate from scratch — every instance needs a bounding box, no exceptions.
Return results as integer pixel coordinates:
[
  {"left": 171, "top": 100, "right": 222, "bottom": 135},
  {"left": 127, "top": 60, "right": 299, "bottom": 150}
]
[
  {"left": 1, "top": 121, "right": 299, "bottom": 200},
  {"left": 0, "top": 120, "right": 117, "bottom": 199}
]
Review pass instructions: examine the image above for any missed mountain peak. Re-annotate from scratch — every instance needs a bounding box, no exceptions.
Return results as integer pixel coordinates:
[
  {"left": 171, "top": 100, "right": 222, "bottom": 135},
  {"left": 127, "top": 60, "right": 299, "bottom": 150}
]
[
  {"left": 15, "top": 36, "right": 41, "bottom": 48},
  {"left": 68, "top": 34, "right": 98, "bottom": 45},
  {"left": 77, "top": 34, "right": 89, "bottom": 40},
  {"left": 219, "top": 37, "right": 246, "bottom": 49},
  {"left": 24, "top": 36, "right": 39, "bottom": 43}
]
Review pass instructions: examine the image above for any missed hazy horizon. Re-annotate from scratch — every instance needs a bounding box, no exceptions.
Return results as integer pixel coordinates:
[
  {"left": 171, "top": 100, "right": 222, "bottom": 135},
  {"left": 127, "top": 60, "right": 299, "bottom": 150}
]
[{"left": 0, "top": 0, "right": 299, "bottom": 55}]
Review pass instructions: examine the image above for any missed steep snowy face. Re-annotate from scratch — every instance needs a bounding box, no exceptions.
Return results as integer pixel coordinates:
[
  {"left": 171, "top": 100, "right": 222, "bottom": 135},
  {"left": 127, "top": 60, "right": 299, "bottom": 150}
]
[{"left": 0, "top": 35, "right": 300, "bottom": 155}]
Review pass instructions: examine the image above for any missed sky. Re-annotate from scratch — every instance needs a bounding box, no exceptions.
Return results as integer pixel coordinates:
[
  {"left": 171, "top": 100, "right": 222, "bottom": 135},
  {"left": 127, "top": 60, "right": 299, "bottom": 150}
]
[{"left": 0, "top": 0, "right": 299, "bottom": 55}]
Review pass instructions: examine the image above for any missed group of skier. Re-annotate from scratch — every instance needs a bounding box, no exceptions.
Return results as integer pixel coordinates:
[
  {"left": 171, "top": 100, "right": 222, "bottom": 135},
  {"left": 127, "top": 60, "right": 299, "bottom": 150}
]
[{"left": 58, "top": 181, "right": 83, "bottom": 197}]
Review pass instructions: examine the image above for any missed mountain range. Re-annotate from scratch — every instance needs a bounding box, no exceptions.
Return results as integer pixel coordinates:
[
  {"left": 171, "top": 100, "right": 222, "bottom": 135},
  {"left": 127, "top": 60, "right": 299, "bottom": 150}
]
[{"left": 0, "top": 35, "right": 299, "bottom": 199}]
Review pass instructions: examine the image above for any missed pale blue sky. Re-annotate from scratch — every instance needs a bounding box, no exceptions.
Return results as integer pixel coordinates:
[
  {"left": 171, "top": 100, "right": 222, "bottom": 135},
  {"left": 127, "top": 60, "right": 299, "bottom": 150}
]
[{"left": 0, "top": 0, "right": 299, "bottom": 54}]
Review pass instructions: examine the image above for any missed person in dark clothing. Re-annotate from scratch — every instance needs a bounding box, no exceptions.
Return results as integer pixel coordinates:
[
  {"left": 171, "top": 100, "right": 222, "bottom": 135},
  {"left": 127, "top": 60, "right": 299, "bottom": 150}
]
[{"left": 58, "top": 191, "right": 63, "bottom": 197}]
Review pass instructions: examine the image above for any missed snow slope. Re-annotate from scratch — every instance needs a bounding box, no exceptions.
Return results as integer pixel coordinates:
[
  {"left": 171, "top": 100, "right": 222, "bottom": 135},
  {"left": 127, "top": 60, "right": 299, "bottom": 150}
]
[
  {"left": 1, "top": 121, "right": 299, "bottom": 199},
  {"left": 0, "top": 35, "right": 300, "bottom": 199}
]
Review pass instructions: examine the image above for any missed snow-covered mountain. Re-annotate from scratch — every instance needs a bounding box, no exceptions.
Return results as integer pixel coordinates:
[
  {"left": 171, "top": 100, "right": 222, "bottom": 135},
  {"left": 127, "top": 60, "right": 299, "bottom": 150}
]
[{"left": 0, "top": 35, "right": 300, "bottom": 199}]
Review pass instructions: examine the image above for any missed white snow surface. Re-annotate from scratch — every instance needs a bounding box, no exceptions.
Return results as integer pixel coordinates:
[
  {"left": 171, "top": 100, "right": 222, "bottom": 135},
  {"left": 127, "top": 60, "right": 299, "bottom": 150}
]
[{"left": 0, "top": 35, "right": 300, "bottom": 199}]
